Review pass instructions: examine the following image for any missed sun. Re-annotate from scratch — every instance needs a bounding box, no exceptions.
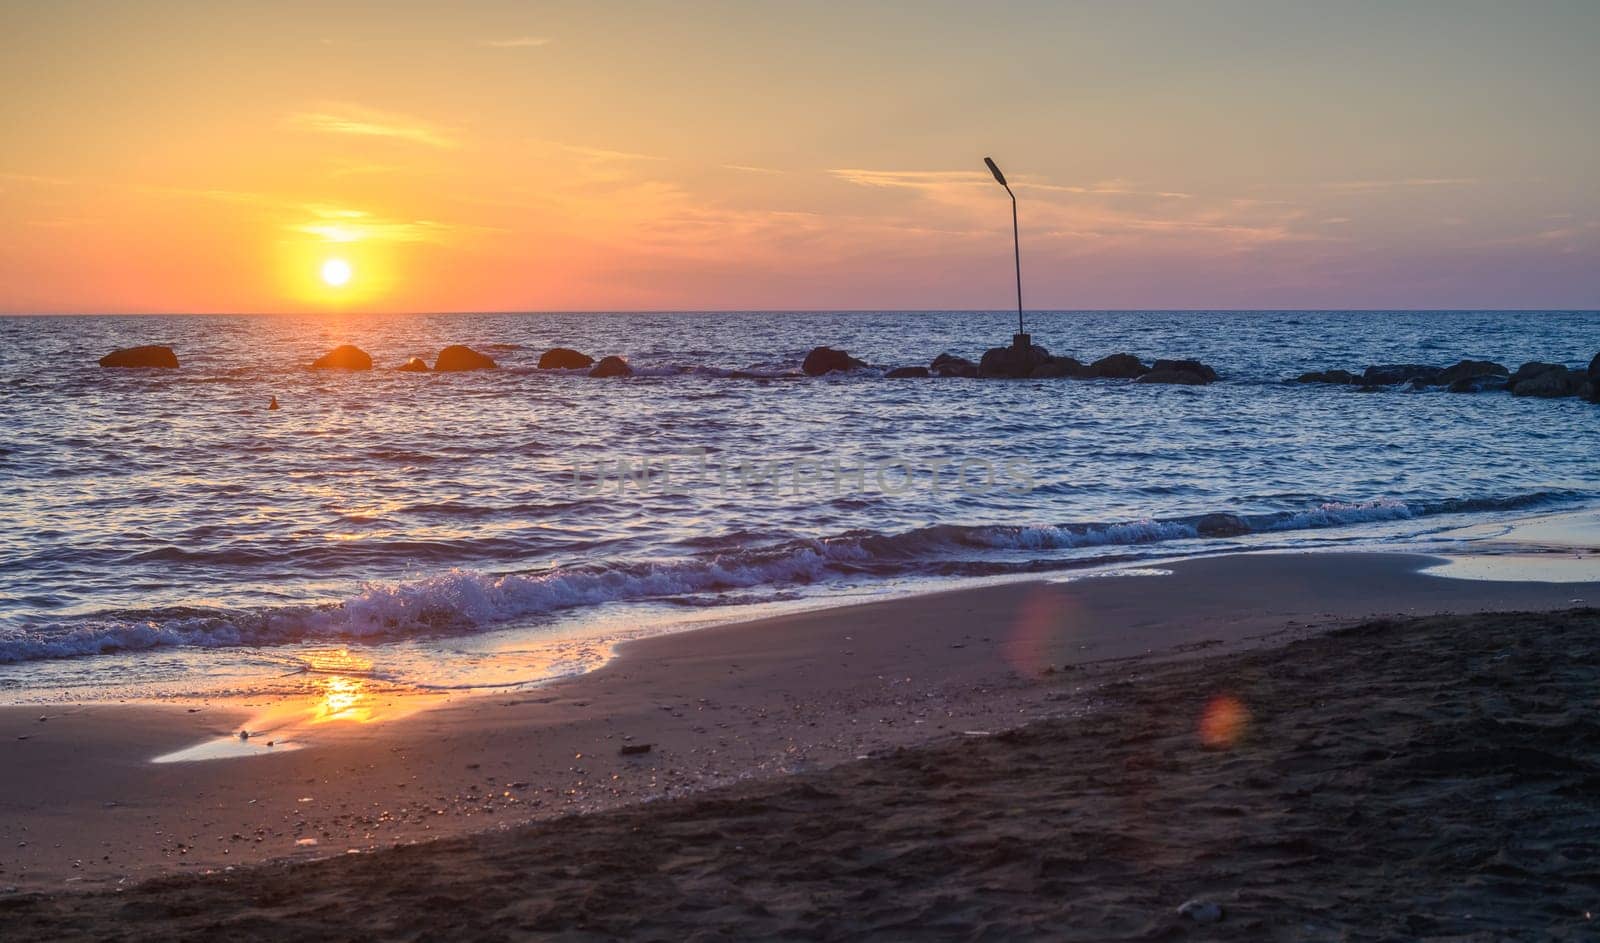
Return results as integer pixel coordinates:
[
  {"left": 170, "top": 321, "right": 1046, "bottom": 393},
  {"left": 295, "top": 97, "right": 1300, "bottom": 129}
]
[{"left": 321, "top": 258, "right": 353, "bottom": 288}]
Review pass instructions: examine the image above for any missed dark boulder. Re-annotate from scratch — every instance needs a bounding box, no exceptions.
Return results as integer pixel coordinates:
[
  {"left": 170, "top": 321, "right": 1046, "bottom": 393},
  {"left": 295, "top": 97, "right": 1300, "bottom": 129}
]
[
  {"left": 311, "top": 344, "right": 372, "bottom": 370},
  {"left": 1590, "top": 352, "right": 1600, "bottom": 379},
  {"left": 397, "top": 357, "right": 430, "bottom": 372},
  {"left": 1362, "top": 364, "right": 1442, "bottom": 386},
  {"left": 1438, "top": 359, "right": 1507, "bottom": 385},
  {"left": 589, "top": 356, "right": 632, "bottom": 378},
  {"left": 99, "top": 345, "right": 178, "bottom": 369},
  {"left": 1029, "top": 356, "right": 1084, "bottom": 379},
  {"left": 1295, "top": 369, "right": 1357, "bottom": 384},
  {"left": 802, "top": 346, "right": 866, "bottom": 376},
  {"left": 979, "top": 343, "right": 1051, "bottom": 379},
  {"left": 1085, "top": 353, "right": 1147, "bottom": 379},
  {"left": 1509, "top": 363, "right": 1578, "bottom": 398},
  {"left": 1579, "top": 379, "right": 1598, "bottom": 403},
  {"left": 885, "top": 366, "right": 931, "bottom": 378},
  {"left": 929, "top": 353, "right": 978, "bottom": 378},
  {"left": 434, "top": 345, "right": 498, "bottom": 372},
  {"left": 538, "top": 347, "right": 594, "bottom": 370},
  {"left": 1195, "top": 513, "right": 1251, "bottom": 537},
  {"left": 1149, "top": 359, "right": 1218, "bottom": 383}
]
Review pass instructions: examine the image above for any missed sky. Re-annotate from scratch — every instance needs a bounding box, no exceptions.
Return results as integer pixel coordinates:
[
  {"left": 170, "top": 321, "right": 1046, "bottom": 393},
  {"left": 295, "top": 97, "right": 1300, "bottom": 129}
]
[{"left": 1, "top": 0, "right": 1597, "bottom": 313}]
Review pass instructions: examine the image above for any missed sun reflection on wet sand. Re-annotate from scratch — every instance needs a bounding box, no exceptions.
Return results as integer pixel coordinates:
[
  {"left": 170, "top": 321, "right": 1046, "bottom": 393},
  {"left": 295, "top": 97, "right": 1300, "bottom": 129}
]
[{"left": 152, "top": 649, "right": 448, "bottom": 763}]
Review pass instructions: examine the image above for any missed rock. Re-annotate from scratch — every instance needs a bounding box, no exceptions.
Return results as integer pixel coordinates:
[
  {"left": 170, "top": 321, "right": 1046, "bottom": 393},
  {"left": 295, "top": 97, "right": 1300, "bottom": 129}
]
[
  {"left": 1177, "top": 899, "right": 1223, "bottom": 924},
  {"left": 310, "top": 344, "right": 372, "bottom": 370},
  {"left": 1195, "top": 513, "right": 1250, "bottom": 537},
  {"left": 538, "top": 347, "right": 594, "bottom": 370},
  {"left": 1151, "top": 359, "right": 1218, "bottom": 382},
  {"left": 1437, "top": 359, "right": 1507, "bottom": 385},
  {"left": 1580, "top": 379, "right": 1598, "bottom": 403},
  {"left": 434, "top": 345, "right": 498, "bottom": 372},
  {"left": 619, "top": 743, "right": 653, "bottom": 756},
  {"left": 1354, "top": 384, "right": 1386, "bottom": 393},
  {"left": 589, "top": 356, "right": 632, "bottom": 378},
  {"left": 1295, "top": 369, "right": 1357, "bottom": 384},
  {"left": 929, "top": 353, "right": 978, "bottom": 378},
  {"left": 1510, "top": 363, "right": 1578, "bottom": 398},
  {"left": 1590, "top": 352, "right": 1600, "bottom": 379},
  {"left": 397, "top": 357, "right": 430, "bottom": 372},
  {"left": 1362, "top": 364, "right": 1442, "bottom": 385},
  {"left": 1137, "top": 367, "right": 1210, "bottom": 385},
  {"left": 1084, "top": 353, "right": 1147, "bottom": 379},
  {"left": 978, "top": 343, "right": 1051, "bottom": 378},
  {"left": 885, "top": 366, "right": 931, "bottom": 378},
  {"left": 99, "top": 345, "right": 178, "bottom": 368},
  {"left": 802, "top": 346, "right": 866, "bottom": 376},
  {"left": 1028, "top": 357, "right": 1084, "bottom": 379}
]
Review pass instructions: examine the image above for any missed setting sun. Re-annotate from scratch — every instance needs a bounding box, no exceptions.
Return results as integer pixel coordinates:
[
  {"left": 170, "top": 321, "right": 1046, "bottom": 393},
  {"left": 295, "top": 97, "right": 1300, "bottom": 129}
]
[{"left": 321, "top": 258, "right": 353, "bottom": 288}]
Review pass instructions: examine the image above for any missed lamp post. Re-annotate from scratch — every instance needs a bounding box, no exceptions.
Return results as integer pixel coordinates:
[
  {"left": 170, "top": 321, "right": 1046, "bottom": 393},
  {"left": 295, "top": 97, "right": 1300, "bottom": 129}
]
[{"left": 984, "top": 156, "right": 1027, "bottom": 355}]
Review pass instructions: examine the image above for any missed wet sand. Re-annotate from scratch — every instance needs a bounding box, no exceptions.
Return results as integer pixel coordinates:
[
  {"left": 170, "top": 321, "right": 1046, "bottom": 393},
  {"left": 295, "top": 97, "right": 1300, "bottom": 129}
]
[{"left": 2, "top": 551, "right": 1597, "bottom": 938}]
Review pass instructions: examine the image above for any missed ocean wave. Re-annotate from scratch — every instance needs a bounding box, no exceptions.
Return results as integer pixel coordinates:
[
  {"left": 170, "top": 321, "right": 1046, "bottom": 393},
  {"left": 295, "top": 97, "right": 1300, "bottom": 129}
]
[{"left": 0, "top": 490, "right": 1580, "bottom": 664}]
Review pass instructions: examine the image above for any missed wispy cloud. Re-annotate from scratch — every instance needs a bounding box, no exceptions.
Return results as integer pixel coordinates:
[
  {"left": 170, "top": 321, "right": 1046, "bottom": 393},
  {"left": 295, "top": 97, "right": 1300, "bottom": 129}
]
[
  {"left": 286, "top": 105, "right": 459, "bottom": 149},
  {"left": 722, "top": 164, "right": 783, "bottom": 176},
  {"left": 1317, "top": 178, "right": 1477, "bottom": 192},
  {"left": 480, "top": 36, "right": 551, "bottom": 48},
  {"left": 828, "top": 169, "right": 985, "bottom": 190},
  {"left": 559, "top": 143, "right": 664, "bottom": 162},
  {"left": 289, "top": 205, "right": 460, "bottom": 244}
]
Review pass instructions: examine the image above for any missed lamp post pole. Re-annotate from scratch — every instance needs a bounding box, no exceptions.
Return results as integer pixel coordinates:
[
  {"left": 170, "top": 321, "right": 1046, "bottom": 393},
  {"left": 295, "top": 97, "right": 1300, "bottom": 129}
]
[{"left": 984, "top": 157, "right": 1027, "bottom": 355}]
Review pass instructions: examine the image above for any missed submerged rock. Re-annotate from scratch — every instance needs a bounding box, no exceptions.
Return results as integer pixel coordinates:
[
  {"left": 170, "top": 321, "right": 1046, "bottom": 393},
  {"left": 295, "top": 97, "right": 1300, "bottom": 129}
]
[
  {"left": 929, "top": 353, "right": 978, "bottom": 378},
  {"left": 397, "top": 357, "right": 430, "bottom": 372},
  {"left": 1137, "top": 366, "right": 1210, "bottom": 385},
  {"left": 1177, "top": 899, "right": 1223, "bottom": 924},
  {"left": 310, "top": 344, "right": 372, "bottom": 370},
  {"left": 1195, "top": 513, "right": 1250, "bottom": 537},
  {"left": 1295, "top": 369, "right": 1357, "bottom": 384},
  {"left": 589, "top": 356, "right": 632, "bottom": 378},
  {"left": 885, "top": 366, "right": 930, "bottom": 378},
  {"left": 1509, "top": 362, "right": 1578, "bottom": 398},
  {"left": 1084, "top": 353, "right": 1147, "bottom": 379},
  {"left": 1362, "top": 364, "right": 1441, "bottom": 386},
  {"left": 538, "top": 347, "right": 594, "bottom": 369},
  {"left": 99, "top": 345, "right": 178, "bottom": 368},
  {"left": 802, "top": 346, "right": 866, "bottom": 376},
  {"left": 433, "top": 345, "right": 498, "bottom": 372},
  {"left": 1438, "top": 359, "right": 1507, "bottom": 386},
  {"left": 978, "top": 343, "right": 1051, "bottom": 378},
  {"left": 1141, "top": 358, "right": 1218, "bottom": 384},
  {"left": 1448, "top": 375, "right": 1508, "bottom": 394},
  {"left": 1028, "top": 356, "right": 1084, "bottom": 379}
]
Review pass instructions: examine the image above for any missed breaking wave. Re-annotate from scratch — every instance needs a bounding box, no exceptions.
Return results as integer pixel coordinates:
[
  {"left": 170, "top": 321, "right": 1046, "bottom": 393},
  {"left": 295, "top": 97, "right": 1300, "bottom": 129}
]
[{"left": 0, "top": 490, "right": 1576, "bottom": 665}]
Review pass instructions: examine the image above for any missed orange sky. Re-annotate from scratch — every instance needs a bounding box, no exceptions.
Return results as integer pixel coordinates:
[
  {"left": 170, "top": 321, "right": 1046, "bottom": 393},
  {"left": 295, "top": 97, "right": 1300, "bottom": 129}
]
[{"left": 2, "top": 1, "right": 1597, "bottom": 313}]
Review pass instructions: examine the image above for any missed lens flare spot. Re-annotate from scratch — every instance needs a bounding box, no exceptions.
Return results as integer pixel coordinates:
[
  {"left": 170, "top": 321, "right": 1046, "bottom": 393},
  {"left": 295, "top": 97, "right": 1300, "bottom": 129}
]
[{"left": 1199, "top": 694, "right": 1250, "bottom": 748}]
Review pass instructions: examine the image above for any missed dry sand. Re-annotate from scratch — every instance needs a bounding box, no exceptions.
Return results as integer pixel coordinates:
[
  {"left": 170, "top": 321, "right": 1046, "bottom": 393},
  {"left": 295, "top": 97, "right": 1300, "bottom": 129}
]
[{"left": 1, "top": 551, "right": 1597, "bottom": 939}]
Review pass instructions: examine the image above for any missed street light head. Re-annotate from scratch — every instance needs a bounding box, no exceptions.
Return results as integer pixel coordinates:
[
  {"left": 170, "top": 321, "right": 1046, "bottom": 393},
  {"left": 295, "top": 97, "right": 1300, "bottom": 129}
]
[{"left": 984, "top": 156, "right": 1008, "bottom": 188}]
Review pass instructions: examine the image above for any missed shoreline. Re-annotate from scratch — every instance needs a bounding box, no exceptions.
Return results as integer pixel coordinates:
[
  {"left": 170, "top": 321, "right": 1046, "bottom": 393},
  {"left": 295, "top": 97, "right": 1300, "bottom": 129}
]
[
  {"left": 11, "top": 604, "right": 1595, "bottom": 939},
  {"left": 2, "top": 550, "right": 1597, "bottom": 896}
]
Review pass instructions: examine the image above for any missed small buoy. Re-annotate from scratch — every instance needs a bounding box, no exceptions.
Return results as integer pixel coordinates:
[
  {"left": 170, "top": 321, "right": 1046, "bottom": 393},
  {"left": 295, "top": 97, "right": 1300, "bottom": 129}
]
[{"left": 268, "top": 396, "right": 279, "bottom": 410}]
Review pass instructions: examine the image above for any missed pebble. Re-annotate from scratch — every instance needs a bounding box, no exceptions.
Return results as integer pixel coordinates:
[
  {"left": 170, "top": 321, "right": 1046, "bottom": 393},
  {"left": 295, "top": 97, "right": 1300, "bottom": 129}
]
[
  {"left": 1178, "top": 899, "right": 1223, "bottom": 923},
  {"left": 620, "top": 743, "right": 653, "bottom": 756}
]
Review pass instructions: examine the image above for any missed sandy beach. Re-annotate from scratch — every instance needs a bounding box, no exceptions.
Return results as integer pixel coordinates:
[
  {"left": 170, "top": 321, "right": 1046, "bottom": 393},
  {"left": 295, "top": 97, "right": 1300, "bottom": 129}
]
[{"left": 2, "top": 550, "right": 1597, "bottom": 938}]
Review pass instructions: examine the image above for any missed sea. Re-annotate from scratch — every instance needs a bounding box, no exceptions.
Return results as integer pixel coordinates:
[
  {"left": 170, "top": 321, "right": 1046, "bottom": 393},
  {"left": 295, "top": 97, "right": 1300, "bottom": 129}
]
[{"left": 1, "top": 310, "right": 1596, "bottom": 702}]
